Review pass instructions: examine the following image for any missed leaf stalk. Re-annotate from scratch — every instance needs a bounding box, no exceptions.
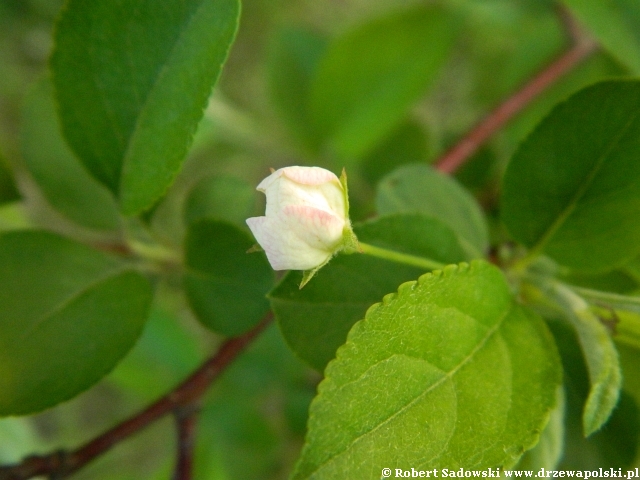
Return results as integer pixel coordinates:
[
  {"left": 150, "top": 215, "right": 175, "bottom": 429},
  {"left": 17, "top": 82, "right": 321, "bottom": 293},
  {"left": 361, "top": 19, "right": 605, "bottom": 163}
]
[{"left": 358, "top": 242, "right": 445, "bottom": 271}]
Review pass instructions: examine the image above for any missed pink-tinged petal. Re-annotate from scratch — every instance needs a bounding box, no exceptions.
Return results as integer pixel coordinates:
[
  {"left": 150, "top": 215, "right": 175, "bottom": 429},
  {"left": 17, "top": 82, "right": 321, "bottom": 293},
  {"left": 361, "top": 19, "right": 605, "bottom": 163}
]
[
  {"left": 263, "top": 178, "right": 344, "bottom": 219},
  {"left": 256, "top": 169, "right": 285, "bottom": 193},
  {"left": 314, "top": 182, "right": 346, "bottom": 219},
  {"left": 248, "top": 166, "right": 351, "bottom": 272},
  {"left": 281, "top": 205, "right": 344, "bottom": 250},
  {"left": 246, "top": 216, "right": 331, "bottom": 271},
  {"left": 280, "top": 166, "right": 339, "bottom": 186}
]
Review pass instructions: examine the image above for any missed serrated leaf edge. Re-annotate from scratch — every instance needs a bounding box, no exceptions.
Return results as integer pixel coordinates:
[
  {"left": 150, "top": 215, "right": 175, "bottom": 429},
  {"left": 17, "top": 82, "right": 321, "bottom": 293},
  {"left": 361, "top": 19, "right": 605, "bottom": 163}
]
[
  {"left": 295, "top": 260, "right": 558, "bottom": 477},
  {"left": 120, "top": 0, "right": 241, "bottom": 214}
]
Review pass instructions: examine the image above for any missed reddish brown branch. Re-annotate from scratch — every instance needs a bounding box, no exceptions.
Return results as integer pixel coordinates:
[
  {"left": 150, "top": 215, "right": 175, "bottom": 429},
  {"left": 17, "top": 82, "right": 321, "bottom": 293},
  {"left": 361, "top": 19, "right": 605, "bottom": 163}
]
[
  {"left": 173, "top": 406, "right": 199, "bottom": 480},
  {"left": 0, "top": 10, "right": 601, "bottom": 480},
  {"left": 435, "top": 37, "right": 597, "bottom": 174},
  {"left": 0, "top": 313, "right": 273, "bottom": 480}
]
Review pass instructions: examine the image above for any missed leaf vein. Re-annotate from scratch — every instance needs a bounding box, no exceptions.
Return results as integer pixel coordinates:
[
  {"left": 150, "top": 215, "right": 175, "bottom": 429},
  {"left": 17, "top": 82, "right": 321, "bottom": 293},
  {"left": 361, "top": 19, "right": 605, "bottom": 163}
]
[
  {"left": 310, "top": 303, "right": 514, "bottom": 476},
  {"left": 529, "top": 109, "right": 640, "bottom": 257},
  {"left": 19, "top": 265, "right": 130, "bottom": 342},
  {"left": 120, "top": 0, "right": 210, "bottom": 178}
]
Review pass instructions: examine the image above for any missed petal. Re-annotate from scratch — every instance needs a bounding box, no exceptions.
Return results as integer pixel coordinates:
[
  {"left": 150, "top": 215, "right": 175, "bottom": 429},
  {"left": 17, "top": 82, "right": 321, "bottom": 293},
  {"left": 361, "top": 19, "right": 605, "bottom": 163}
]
[
  {"left": 259, "top": 171, "right": 345, "bottom": 222},
  {"left": 280, "top": 168, "right": 344, "bottom": 218},
  {"left": 281, "top": 205, "right": 345, "bottom": 251},
  {"left": 246, "top": 216, "right": 332, "bottom": 271},
  {"left": 263, "top": 178, "right": 344, "bottom": 220},
  {"left": 314, "top": 181, "right": 346, "bottom": 220},
  {"left": 255, "top": 168, "right": 285, "bottom": 193},
  {"left": 256, "top": 166, "right": 340, "bottom": 192},
  {"left": 280, "top": 166, "right": 339, "bottom": 186}
]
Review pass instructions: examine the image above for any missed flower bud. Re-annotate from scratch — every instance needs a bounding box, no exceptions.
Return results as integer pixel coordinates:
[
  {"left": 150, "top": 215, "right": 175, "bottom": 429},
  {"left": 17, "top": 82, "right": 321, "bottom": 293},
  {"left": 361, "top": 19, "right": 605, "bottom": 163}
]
[{"left": 246, "top": 166, "right": 358, "bottom": 281}]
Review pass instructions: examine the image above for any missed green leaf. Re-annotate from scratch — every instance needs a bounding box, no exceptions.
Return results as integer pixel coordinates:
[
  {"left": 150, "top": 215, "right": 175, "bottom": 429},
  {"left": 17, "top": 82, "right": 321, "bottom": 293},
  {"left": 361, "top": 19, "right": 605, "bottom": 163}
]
[
  {"left": 271, "top": 214, "right": 470, "bottom": 371},
  {"left": 0, "top": 418, "right": 43, "bottom": 463},
  {"left": 464, "top": 1, "right": 565, "bottom": 109},
  {"left": 619, "top": 343, "right": 640, "bottom": 407},
  {"left": 195, "top": 324, "right": 312, "bottom": 479},
  {"left": 22, "top": 77, "right": 121, "bottom": 231},
  {"left": 51, "top": 0, "right": 240, "bottom": 214},
  {"left": 196, "top": 399, "right": 279, "bottom": 480},
  {"left": 267, "top": 27, "right": 327, "bottom": 149},
  {"left": 563, "top": 287, "right": 640, "bottom": 349},
  {"left": 561, "top": 0, "right": 640, "bottom": 73},
  {"left": 504, "top": 51, "right": 628, "bottom": 153},
  {"left": 376, "top": 164, "right": 489, "bottom": 257},
  {"left": 359, "top": 119, "right": 430, "bottom": 187},
  {"left": 0, "top": 154, "right": 19, "bottom": 205},
  {"left": 454, "top": 146, "right": 498, "bottom": 193},
  {"left": 107, "top": 307, "right": 204, "bottom": 401},
  {"left": 548, "top": 282, "right": 622, "bottom": 436},
  {"left": 625, "top": 255, "right": 640, "bottom": 284},
  {"left": 561, "top": 270, "right": 639, "bottom": 295},
  {"left": 184, "top": 175, "right": 255, "bottom": 228},
  {"left": 616, "top": 310, "right": 640, "bottom": 350},
  {"left": 551, "top": 319, "right": 639, "bottom": 469},
  {"left": 588, "top": 390, "right": 640, "bottom": 468},
  {"left": 0, "top": 204, "right": 31, "bottom": 233},
  {"left": 502, "top": 81, "right": 640, "bottom": 272},
  {"left": 0, "top": 230, "right": 152, "bottom": 415},
  {"left": 184, "top": 220, "right": 273, "bottom": 336},
  {"left": 517, "top": 387, "right": 565, "bottom": 470},
  {"left": 292, "top": 261, "right": 561, "bottom": 477},
  {"left": 307, "top": 6, "right": 457, "bottom": 158}
]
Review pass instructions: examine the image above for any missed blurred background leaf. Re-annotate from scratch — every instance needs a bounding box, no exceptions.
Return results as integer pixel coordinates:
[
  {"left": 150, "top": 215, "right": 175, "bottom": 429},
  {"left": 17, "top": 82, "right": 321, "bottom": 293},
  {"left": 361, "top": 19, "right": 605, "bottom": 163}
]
[
  {"left": 359, "top": 119, "right": 431, "bottom": 187},
  {"left": 377, "top": 164, "right": 489, "bottom": 257},
  {"left": 184, "top": 174, "right": 256, "bottom": 228},
  {"left": 306, "top": 5, "right": 458, "bottom": 160},
  {"left": 561, "top": 0, "right": 640, "bottom": 73},
  {"left": 1, "top": 0, "right": 640, "bottom": 478},
  {"left": 184, "top": 220, "right": 274, "bottom": 336},
  {"left": 0, "top": 151, "right": 19, "bottom": 205},
  {"left": 548, "top": 321, "right": 640, "bottom": 469},
  {"left": 267, "top": 27, "right": 328, "bottom": 151},
  {"left": 21, "top": 77, "right": 121, "bottom": 232}
]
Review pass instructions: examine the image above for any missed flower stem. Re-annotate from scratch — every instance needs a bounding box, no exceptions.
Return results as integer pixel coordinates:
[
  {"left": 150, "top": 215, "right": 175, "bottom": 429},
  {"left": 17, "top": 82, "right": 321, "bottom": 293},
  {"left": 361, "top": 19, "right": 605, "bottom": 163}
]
[{"left": 358, "top": 242, "right": 446, "bottom": 271}]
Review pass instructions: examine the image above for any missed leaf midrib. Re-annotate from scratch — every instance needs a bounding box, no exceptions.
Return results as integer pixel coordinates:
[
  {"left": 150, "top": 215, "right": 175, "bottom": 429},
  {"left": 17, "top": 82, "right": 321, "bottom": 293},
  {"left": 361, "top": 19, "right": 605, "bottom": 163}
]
[
  {"left": 84, "top": 0, "right": 209, "bottom": 190},
  {"left": 528, "top": 109, "right": 640, "bottom": 258},
  {"left": 304, "top": 303, "right": 513, "bottom": 478},
  {"left": 19, "top": 264, "right": 130, "bottom": 342},
  {"left": 119, "top": 0, "right": 210, "bottom": 186}
]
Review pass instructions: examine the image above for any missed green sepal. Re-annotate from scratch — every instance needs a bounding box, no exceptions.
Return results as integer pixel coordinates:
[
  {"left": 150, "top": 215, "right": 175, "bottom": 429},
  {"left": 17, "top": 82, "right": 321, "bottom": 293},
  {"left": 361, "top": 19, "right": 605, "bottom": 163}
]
[
  {"left": 340, "top": 225, "right": 360, "bottom": 255},
  {"left": 339, "top": 168, "right": 350, "bottom": 220},
  {"left": 337, "top": 167, "right": 359, "bottom": 254},
  {"left": 300, "top": 260, "right": 329, "bottom": 289},
  {"left": 246, "top": 243, "right": 264, "bottom": 254}
]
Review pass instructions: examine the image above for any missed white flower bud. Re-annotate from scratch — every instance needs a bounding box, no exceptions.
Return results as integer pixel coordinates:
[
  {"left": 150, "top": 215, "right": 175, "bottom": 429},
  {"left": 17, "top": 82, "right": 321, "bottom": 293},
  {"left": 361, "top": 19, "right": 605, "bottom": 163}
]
[{"left": 246, "top": 166, "right": 358, "bottom": 273}]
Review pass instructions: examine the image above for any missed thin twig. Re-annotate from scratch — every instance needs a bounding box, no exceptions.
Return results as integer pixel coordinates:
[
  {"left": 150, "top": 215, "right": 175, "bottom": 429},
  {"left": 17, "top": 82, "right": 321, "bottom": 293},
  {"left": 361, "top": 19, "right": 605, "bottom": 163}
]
[
  {"left": 173, "top": 406, "right": 200, "bottom": 480},
  {"left": 0, "top": 313, "right": 273, "bottom": 480},
  {"left": 435, "top": 29, "right": 597, "bottom": 174},
  {"left": 0, "top": 10, "right": 601, "bottom": 480}
]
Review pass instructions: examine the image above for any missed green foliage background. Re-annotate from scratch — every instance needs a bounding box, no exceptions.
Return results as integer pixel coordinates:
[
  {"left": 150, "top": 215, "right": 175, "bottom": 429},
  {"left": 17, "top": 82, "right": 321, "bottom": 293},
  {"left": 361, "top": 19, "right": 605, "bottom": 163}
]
[{"left": 0, "top": 0, "right": 639, "bottom": 479}]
